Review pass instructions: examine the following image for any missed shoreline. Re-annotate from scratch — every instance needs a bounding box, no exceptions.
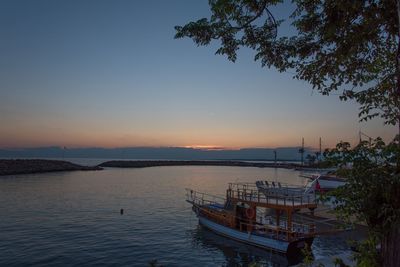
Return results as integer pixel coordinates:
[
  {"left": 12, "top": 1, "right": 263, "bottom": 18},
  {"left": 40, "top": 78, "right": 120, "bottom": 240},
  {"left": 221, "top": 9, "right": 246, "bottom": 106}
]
[{"left": 0, "top": 159, "right": 314, "bottom": 176}]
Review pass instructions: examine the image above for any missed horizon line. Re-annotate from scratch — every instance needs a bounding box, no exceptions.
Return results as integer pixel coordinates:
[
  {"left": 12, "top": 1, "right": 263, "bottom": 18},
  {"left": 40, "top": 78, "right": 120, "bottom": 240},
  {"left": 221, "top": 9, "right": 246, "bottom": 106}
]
[{"left": 0, "top": 145, "right": 322, "bottom": 151}]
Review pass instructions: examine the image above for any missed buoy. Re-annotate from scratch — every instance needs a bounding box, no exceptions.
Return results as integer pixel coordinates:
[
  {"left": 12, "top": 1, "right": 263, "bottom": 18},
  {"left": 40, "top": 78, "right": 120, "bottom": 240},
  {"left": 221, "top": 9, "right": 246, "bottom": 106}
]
[
  {"left": 246, "top": 208, "right": 255, "bottom": 219},
  {"left": 120, "top": 208, "right": 124, "bottom": 215}
]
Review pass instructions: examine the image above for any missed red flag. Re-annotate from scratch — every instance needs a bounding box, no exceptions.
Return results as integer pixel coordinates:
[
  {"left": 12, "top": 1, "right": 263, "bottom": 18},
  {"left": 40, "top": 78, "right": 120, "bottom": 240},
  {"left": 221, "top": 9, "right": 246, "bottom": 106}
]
[{"left": 315, "top": 180, "right": 321, "bottom": 191}]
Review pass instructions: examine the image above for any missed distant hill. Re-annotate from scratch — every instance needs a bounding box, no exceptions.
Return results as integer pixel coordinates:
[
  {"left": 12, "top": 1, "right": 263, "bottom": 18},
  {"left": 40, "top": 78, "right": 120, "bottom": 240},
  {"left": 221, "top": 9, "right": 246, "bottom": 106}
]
[{"left": 0, "top": 146, "right": 314, "bottom": 161}]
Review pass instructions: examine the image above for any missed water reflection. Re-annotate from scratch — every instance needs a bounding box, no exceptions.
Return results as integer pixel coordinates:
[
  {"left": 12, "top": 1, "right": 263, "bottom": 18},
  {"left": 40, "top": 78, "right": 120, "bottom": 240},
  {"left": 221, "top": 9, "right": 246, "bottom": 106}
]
[
  {"left": 0, "top": 166, "right": 364, "bottom": 266},
  {"left": 188, "top": 224, "right": 305, "bottom": 266}
]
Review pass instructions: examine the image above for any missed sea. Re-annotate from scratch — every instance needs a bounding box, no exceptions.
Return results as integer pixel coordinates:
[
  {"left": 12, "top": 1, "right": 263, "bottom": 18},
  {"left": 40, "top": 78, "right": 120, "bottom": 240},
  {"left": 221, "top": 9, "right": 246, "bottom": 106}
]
[{"left": 0, "top": 158, "right": 359, "bottom": 266}]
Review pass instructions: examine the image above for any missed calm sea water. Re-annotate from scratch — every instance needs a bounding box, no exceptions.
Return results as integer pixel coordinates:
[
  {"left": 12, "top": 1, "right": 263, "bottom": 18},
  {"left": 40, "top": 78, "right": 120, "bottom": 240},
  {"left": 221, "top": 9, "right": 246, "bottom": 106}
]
[{"left": 0, "top": 166, "right": 357, "bottom": 266}]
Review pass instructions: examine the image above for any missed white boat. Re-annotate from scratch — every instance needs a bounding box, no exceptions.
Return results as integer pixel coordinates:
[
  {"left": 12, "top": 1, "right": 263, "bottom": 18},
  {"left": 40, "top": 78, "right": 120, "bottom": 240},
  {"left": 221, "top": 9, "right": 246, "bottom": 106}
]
[
  {"left": 295, "top": 167, "right": 337, "bottom": 173},
  {"left": 300, "top": 174, "right": 346, "bottom": 191}
]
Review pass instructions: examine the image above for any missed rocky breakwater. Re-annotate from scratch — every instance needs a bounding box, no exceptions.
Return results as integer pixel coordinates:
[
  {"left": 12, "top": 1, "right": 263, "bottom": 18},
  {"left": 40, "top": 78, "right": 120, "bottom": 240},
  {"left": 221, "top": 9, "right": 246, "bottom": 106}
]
[
  {"left": 99, "top": 160, "right": 297, "bottom": 168},
  {"left": 0, "top": 159, "right": 102, "bottom": 176}
]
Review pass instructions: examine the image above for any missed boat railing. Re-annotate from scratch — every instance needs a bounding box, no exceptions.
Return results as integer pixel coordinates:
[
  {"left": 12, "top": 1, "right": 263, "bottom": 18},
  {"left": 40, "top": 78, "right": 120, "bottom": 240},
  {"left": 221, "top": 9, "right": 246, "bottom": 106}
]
[
  {"left": 257, "top": 214, "right": 315, "bottom": 231},
  {"left": 237, "top": 220, "right": 316, "bottom": 241},
  {"left": 229, "top": 181, "right": 307, "bottom": 192},
  {"left": 227, "top": 186, "right": 316, "bottom": 207},
  {"left": 229, "top": 181, "right": 309, "bottom": 198},
  {"left": 291, "top": 221, "right": 316, "bottom": 235},
  {"left": 185, "top": 188, "right": 226, "bottom": 207}
]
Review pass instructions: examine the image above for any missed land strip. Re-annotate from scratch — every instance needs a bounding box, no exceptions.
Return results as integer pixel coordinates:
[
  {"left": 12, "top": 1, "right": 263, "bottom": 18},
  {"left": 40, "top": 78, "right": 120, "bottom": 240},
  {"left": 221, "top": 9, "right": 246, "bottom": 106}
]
[
  {"left": 0, "top": 159, "right": 102, "bottom": 176},
  {"left": 99, "top": 160, "right": 300, "bottom": 168},
  {"left": 0, "top": 159, "right": 312, "bottom": 176}
]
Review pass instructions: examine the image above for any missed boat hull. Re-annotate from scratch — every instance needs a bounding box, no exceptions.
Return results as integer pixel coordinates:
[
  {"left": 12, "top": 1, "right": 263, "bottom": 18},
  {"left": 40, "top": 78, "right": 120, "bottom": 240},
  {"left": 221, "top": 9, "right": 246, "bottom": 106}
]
[
  {"left": 318, "top": 176, "right": 346, "bottom": 190},
  {"left": 198, "top": 216, "right": 311, "bottom": 254}
]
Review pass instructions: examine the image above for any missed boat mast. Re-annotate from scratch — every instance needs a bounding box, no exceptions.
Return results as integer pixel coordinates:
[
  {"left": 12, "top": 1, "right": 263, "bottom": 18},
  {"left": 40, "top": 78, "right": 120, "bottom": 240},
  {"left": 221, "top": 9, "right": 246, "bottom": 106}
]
[
  {"left": 359, "top": 130, "right": 372, "bottom": 146},
  {"left": 299, "top": 137, "right": 304, "bottom": 166},
  {"left": 319, "top": 137, "right": 322, "bottom": 163}
]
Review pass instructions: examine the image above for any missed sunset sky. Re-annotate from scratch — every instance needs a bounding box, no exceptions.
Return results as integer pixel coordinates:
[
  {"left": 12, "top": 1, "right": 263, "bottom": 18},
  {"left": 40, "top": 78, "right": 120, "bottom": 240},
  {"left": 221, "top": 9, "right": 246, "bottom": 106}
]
[{"left": 0, "top": 0, "right": 396, "bottom": 150}]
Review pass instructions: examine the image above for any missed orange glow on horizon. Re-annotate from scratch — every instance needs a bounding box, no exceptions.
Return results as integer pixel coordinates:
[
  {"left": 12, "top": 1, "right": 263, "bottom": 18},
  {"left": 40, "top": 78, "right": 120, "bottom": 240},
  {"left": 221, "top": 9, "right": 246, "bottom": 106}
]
[
  {"left": 183, "top": 145, "right": 230, "bottom": 150},
  {"left": 0, "top": 123, "right": 397, "bottom": 150}
]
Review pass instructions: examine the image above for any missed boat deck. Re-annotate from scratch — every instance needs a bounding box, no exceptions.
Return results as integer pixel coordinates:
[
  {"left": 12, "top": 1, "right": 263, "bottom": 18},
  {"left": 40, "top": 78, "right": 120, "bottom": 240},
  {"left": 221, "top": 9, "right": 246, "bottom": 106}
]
[
  {"left": 227, "top": 182, "right": 317, "bottom": 211},
  {"left": 229, "top": 196, "right": 317, "bottom": 210}
]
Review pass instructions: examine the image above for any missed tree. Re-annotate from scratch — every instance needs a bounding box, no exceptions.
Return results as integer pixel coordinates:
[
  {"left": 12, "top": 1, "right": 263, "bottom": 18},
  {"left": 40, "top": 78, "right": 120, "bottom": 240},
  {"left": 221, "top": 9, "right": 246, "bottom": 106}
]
[
  {"left": 175, "top": 1, "right": 400, "bottom": 266},
  {"left": 315, "top": 151, "right": 321, "bottom": 163},
  {"left": 175, "top": 0, "right": 399, "bottom": 128},
  {"left": 305, "top": 153, "right": 316, "bottom": 165},
  {"left": 324, "top": 137, "right": 400, "bottom": 266}
]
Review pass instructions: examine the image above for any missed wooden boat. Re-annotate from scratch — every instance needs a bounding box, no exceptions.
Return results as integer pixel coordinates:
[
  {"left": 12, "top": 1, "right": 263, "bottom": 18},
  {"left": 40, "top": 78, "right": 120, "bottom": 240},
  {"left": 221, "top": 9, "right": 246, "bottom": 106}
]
[{"left": 186, "top": 181, "right": 322, "bottom": 254}]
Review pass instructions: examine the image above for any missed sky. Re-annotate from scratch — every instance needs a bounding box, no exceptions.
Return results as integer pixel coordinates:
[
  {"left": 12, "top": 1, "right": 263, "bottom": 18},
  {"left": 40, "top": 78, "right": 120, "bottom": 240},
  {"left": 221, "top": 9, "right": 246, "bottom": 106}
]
[{"left": 0, "top": 0, "right": 396, "bottom": 150}]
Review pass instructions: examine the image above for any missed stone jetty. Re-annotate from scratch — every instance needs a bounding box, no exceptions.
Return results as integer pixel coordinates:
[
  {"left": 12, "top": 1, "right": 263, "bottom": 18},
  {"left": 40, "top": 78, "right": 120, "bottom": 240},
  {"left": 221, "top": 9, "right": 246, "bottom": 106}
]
[
  {"left": 0, "top": 159, "right": 310, "bottom": 175},
  {"left": 0, "top": 159, "right": 102, "bottom": 176},
  {"left": 99, "top": 160, "right": 298, "bottom": 169}
]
